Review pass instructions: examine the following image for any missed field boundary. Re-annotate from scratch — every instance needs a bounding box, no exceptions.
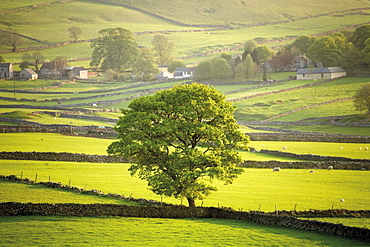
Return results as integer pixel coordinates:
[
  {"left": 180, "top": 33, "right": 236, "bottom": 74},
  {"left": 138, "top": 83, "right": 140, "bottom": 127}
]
[
  {"left": 1, "top": 202, "right": 369, "bottom": 241},
  {"left": 0, "top": 151, "right": 369, "bottom": 170}
]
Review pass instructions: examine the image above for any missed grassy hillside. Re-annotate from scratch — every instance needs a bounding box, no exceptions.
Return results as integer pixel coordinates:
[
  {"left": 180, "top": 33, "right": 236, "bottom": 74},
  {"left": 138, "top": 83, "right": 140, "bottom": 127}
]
[
  {"left": 85, "top": 0, "right": 370, "bottom": 27},
  {"left": 1, "top": 0, "right": 370, "bottom": 64}
]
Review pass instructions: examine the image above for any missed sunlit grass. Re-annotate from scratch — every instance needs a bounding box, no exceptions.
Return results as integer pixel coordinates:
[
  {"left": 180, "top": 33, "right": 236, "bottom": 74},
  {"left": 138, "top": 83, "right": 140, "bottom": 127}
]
[
  {"left": 0, "top": 180, "right": 137, "bottom": 205},
  {"left": 1, "top": 161, "right": 369, "bottom": 212},
  {"left": 1, "top": 216, "right": 367, "bottom": 247}
]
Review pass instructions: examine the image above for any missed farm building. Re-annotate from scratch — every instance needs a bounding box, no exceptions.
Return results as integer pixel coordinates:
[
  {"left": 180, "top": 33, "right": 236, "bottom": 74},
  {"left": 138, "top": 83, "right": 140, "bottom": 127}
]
[
  {"left": 40, "top": 62, "right": 59, "bottom": 78},
  {"left": 157, "top": 66, "right": 174, "bottom": 80},
  {"left": 20, "top": 68, "right": 38, "bottom": 80},
  {"left": 297, "top": 67, "right": 346, "bottom": 80},
  {"left": 0, "top": 63, "right": 13, "bottom": 79},
  {"left": 173, "top": 67, "right": 197, "bottom": 79},
  {"left": 64, "top": 66, "right": 88, "bottom": 79}
]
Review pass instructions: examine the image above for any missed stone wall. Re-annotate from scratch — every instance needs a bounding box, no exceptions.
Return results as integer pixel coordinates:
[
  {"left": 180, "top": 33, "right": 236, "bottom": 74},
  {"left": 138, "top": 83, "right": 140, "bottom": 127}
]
[
  {"left": 0, "top": 152, "right": 126, "bottom": 163},
  {"left": 247, "top": 132, "right": 370, "bottom": 143},
  {"left": 0, "top": 202, "right": 369, "bottom": 241},
  {"left": 256, "top": 150, "right": 370, "bottom": 165}
]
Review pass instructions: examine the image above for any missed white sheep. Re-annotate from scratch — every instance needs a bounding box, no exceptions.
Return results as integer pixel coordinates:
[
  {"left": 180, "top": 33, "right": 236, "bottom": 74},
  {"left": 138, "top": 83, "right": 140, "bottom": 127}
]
[
  {"left": 340, "top": 198, "right": 345, "bottom": 203},
  {"left": 272, "top": 167, "right": 281, "bottom": 172},
  {"left": 327, "top": 166, "right": 333, "bottom": 170},
  {"left": 282, "top": 146, "right": 287, "bottom": 150}
]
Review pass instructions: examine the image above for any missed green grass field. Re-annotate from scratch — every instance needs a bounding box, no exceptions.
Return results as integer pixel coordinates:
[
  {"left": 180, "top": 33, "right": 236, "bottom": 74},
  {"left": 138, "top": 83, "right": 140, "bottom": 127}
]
[
  {"left": 1, "top": 161, "right": 369, "bottom": 212},
  {"left": 1, "top": 216, "right": 368, "bottom": 247},
  {"left": 1, "top": 132, "right": 369, "bottom": 159},
  {"left": 0, "top": 179, "right": 137, "bottom": 205}
]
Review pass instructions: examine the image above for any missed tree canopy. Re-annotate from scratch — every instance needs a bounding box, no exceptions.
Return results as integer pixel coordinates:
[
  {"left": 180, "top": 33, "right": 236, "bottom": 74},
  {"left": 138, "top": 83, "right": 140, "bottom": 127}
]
[
  {"left": 354, "top": 83, "right": 370, "bottom": 114},
  {"left": 107, "top": 83, "right": 249, "bottom": 207},
  {"left": 152, "top": 34, "right": 175, "bottom": 65},
  {"left": 90, "top": 28, "right": 139, "bottom": 72}
]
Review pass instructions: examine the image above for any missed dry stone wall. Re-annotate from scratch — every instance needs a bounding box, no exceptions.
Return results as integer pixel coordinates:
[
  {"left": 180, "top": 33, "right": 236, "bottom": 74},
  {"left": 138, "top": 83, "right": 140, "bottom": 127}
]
[{"left": 0, "top": 202, "right": 369, "bottom": 241}]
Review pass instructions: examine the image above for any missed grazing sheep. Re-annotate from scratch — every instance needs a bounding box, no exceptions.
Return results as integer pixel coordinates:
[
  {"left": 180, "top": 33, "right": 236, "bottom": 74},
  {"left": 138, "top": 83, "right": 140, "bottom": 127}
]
[
  {"left": 272, "top": 167, "right": 281, "bottom": 172},
  {"left": 327, "top": 166, "right": 333, "bottom": 170},
  {"left": 366, "top": 147, "right": 368, "bottom": 150},
  {"left": 340, "top": 147, "right": 343, "bottom": 149},
  {"left": 309, "top": 170, "right": 314, "bottom": 173},
  {"left": 282, "top": 146, "right": 287, "bottom": 150},
  {"left": 360, "top": 147, "right": 363, "bottom": 150},
  {"left": 340, "top": 198, "right": 345, "bottom": 203}
]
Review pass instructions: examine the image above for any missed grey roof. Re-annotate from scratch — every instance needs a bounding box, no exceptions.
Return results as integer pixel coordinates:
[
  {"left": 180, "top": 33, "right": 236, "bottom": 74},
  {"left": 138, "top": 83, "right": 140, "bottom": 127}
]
[
  {"left": 0, "top": 63, "right": 11, "bottom": 67},
  {"left": 22, "top": 68, "right": 37, "bottom": 75},
  {"left": 297, "top": 67, "right": 346, "bottom": 74},
  {"left": 175, "top": 67, "right": 197, "bottom": 72}
]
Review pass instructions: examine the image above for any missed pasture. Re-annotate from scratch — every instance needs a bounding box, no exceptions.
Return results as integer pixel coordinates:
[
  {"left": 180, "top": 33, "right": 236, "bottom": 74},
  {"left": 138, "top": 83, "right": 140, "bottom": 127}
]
[
  {"left": 0, "top": 179, "right": 137, "bottom": 205},
  {"left": 1, "top": 132, "right": 370, "bottom": 159},
  {"left": 1, "top": 216, "right": 368, "bottom": 247},
  {"left": 1, "top": 161, "right": 369, "bottom": 212}
]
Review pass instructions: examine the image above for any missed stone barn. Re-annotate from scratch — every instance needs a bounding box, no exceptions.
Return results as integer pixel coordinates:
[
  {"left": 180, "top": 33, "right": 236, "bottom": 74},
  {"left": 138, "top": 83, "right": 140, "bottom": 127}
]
[
  {"left": 297, "top": 67, "right": 346, "bottom": 80},
  {"left": 20, "top": 68, "right": 38, "bottom": 80}
]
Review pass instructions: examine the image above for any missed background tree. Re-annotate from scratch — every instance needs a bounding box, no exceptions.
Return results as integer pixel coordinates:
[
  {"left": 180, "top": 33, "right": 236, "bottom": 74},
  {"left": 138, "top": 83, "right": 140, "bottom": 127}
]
[
  {"left": 354, "top": 83, "right": 370, "bottom": 114},
  {"left": 32, "top": 51, "right": 44, "bottom": 72},
  {"left": 292, "top": 35, "right": 317, "bottom": 55},
  {"left": 362, "top": 38, "right": 370, "bottom": 65},
  {"left": 196, "top": 59, "right": 212, "bottom": 80},
  {"left": 210, "top": 57, "right": 231, "bottom": 80},
  {"left": 307, "top": 36, "right": 341, "bottom": 67},
  {"left": 351, "top": 24, "right": 370, "bottom": 50},
  {"left": 107, "top": 83, "right": 249, "bottom": 207},
  {"left": 51, "top": 56, "right": 68, "bottom": 79},
  {"left": 21, "top": 52, "right": 44, "bottom": 72},
  {"left": 133, "top": 47, "right": 159, "bottom": 81},
  {"left": 90, "top": 28, "right": 139, "bottom": 72},
  {"left": 168, "top": 60, "right": 185, "bottom": 73},
  {"left": 235, "top": 54, "right": 255, "bottom": 80},
  {"left": 0, "top": 29, "right": 24, "bottom": 52},
  {"left": 269, "top": 51, "right": 295, "bottom": 72},
  {"left": 251, "top": 46, "right": 273, "bottom": 65},
  {"left": 19, "top": 61, "right": 30, "bottom": 70},
  {"left": 152, "top": 34, "right": 175, "bottom": 65},
  {"left": 242, "top": 40, "right": 257, "bottom": 60},
  {"left": 68, "top": 26, "right": 82, "bottom": 43},
  {"left": 340, "top": 44, "right": 363, "bottom": 73}
]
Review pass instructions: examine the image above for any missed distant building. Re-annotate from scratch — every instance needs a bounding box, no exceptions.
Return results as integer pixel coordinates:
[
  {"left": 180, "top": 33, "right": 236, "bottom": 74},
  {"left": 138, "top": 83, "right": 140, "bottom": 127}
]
[
  {"left": 157, "top": 66, "right": 174, "bottom": 80},
  {"left": 173, "top": 67, "right": 197, "bottom": 79},
  {"left": 64, "top": 66, "right": 88, "bottom": 79},
  {"left": 20, "top": 68, "right": 38, "bottom": 80},
  {"left": 40, "top": 62, "right": 58, "bottom": 78},
  {"left": 0, "top": 63, "right": 13, "bottom": 79},
  {"left": 297, "top": 67, "right": 346, "bottom": 80}
]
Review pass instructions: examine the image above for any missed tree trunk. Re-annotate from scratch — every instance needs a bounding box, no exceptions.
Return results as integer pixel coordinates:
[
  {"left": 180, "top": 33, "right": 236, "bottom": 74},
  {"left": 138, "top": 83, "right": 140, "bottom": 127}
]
[{"left": 187, "top": 197, "right": 196, "bottom": 207}]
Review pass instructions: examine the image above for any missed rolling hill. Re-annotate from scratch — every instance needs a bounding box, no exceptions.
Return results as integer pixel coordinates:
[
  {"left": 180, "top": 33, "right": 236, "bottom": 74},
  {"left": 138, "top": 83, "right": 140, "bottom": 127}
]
[{"left": 1, "top": 0, "right": 370, "bottom": 64}]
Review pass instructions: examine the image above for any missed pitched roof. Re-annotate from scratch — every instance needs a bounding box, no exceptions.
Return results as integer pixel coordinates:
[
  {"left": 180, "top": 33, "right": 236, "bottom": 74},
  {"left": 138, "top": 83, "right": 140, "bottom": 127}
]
[
  {"left": 175, "top": 67, "right": 197, "bottom": 72},
  {"left": 21, "top": 68, "right": 37, "bottom": 75},
  {"left": 297, "top": 67, "right": 346, "bottom": 74},
  {"left": 0, "top": 63, "right": 12, "bottom": 67}
]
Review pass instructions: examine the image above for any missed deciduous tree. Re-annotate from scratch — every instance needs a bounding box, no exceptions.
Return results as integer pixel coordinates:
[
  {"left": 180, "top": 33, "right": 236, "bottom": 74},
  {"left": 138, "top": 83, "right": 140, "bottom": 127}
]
[
  {"left": 168, "top": 60, "right": 185, "bottom": 73},
  {"left": 292, "top": 35, "right": 317, "bottom": 54},
  {"left": 90, "top": 28, "right": 139, "bottom": 72},
  {"left": 107, "top": 83, "right": 249, "bottom": 207},
  {"left": 0, "top": 29, "right": 24, "bottom": 52},
  {"left": 133, "top": 47, "right": 159, "bottom": 81},
  {"left": 68, "top": 26, "right": 82, "bottom": 43},
  {"left": 152, "top": 34, "right": 175, "bottom": 65},
  {"left": 354, "top": 83, "right": 370, "bottom": 114}
]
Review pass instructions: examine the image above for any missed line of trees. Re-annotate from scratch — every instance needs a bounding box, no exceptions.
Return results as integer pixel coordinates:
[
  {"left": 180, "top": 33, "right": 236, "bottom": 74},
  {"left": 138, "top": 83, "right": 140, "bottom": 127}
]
[{"left": 90, "top": 27, "right": 177, "bottom": 81}]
